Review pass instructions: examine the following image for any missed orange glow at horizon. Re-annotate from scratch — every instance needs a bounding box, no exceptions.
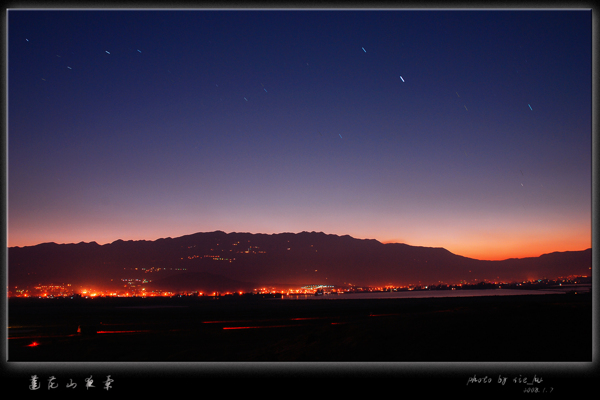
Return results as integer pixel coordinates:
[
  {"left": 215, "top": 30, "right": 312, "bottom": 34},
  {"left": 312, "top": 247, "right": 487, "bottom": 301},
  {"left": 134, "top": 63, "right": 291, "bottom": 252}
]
[
  {"left": 380, "top": 225, "right": 591, "bottom": 261},
  {"left": 8, "top": 213, "right": 591, "bottom": 261}
]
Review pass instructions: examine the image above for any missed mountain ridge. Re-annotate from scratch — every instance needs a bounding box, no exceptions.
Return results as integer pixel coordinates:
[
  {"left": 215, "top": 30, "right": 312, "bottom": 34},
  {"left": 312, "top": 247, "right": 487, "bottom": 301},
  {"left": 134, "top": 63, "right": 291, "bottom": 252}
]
[{"left": 8, "top": 230, "right": 592, "bottom": 290}]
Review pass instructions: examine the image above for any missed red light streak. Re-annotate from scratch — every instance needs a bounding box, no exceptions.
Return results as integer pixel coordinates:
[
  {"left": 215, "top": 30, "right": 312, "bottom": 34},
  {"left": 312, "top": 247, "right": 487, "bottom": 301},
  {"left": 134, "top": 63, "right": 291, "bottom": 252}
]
[
  {"left": 203, "top": 320, "right": 253, "bottom": 324},
  {"left": 222, "top": 324, "right": 299, "bottom": 330}
]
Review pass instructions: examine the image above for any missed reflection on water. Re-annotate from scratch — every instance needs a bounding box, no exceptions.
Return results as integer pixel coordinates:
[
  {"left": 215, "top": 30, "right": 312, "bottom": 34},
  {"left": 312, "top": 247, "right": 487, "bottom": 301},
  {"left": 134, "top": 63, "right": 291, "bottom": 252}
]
[{"left": 279, "top": 286, "right": 591, "bottom": 300}]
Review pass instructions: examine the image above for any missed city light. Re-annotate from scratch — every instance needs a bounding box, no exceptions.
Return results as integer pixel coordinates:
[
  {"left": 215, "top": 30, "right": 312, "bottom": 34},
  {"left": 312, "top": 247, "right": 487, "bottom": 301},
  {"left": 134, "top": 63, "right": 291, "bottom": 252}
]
[{"left": 8, "top": 275, "right": 590, "bottom": 299}]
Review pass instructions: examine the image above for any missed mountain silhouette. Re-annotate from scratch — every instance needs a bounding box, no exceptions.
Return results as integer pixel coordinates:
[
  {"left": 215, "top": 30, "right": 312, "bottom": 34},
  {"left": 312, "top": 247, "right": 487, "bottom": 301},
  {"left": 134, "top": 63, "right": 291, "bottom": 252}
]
[{"left": 8, "top": 231, "right": 591, "bottom": 291}]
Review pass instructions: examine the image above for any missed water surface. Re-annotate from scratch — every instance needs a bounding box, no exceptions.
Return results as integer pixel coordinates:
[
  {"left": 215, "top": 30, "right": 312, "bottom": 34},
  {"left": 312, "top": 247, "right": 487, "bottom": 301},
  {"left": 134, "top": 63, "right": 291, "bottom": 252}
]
[{"left": 280, "top": 286, "right": 590, "bottom": 300}]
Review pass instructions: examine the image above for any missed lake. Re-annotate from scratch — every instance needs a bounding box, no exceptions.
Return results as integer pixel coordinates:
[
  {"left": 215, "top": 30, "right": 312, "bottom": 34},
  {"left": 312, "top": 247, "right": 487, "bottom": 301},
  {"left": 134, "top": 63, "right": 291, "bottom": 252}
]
[{"left": 279, "top": 285, "right": 591, "bottom": 300}]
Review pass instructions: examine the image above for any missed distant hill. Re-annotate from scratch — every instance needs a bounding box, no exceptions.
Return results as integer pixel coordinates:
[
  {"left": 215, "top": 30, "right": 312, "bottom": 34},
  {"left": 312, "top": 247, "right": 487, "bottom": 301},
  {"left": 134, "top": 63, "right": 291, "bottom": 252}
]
[
  {"left": 146, "top": 271, "right": 257, "bottom": 293},
  {"left": 8, "top": 231, "right": 592, "bottom": 291}
]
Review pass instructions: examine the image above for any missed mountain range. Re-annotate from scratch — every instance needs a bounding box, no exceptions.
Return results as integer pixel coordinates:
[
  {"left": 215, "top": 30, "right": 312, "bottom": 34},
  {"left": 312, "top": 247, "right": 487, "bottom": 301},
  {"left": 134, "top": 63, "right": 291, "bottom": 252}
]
[{"left": 8, "top": 231, "right": 592, "bottom": 292}]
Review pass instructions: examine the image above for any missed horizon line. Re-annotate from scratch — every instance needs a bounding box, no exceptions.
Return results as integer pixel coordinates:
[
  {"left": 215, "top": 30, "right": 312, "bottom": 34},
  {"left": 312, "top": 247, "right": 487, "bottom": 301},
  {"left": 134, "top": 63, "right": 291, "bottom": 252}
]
[{"left": 7, "top": 229, "right": 592, "bottom": 262}]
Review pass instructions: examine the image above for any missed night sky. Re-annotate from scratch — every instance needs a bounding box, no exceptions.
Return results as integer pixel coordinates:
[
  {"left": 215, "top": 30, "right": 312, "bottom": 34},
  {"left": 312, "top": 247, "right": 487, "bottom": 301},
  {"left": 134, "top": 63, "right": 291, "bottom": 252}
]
[{"left": 7, "top": 9, "right": 592, "bottom": 260}]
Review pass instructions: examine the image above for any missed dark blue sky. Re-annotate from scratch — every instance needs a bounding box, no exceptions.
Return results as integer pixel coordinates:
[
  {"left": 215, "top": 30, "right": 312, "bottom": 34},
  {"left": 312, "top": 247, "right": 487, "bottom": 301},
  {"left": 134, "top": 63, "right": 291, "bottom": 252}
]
[{"left": 8, "top": 9, "right": 592, "bottom": 260}]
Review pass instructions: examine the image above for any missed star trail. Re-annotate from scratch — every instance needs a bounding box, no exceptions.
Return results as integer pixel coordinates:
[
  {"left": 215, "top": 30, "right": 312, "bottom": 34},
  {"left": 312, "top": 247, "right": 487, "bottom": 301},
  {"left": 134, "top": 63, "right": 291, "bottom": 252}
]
[{"left": 7, "top": 9, "right": 592, "bottom": 261}]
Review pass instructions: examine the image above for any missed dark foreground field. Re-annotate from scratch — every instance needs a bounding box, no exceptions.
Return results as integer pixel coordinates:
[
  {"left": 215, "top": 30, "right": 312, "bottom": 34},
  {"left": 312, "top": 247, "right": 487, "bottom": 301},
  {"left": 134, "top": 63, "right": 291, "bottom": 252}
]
[{"left": 8, "top": 292, "right": 592, "bottom": 362}]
